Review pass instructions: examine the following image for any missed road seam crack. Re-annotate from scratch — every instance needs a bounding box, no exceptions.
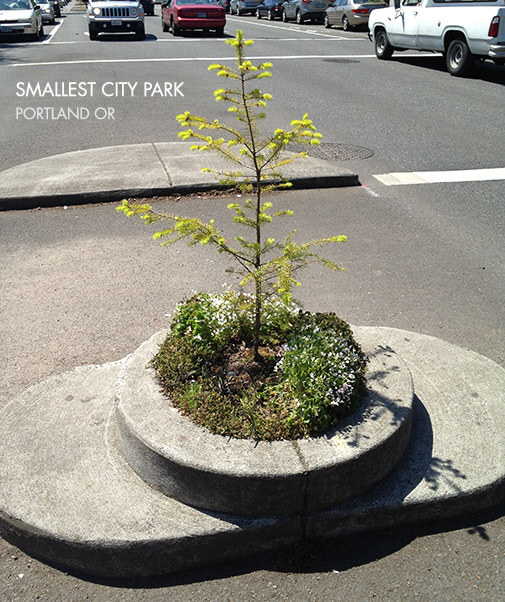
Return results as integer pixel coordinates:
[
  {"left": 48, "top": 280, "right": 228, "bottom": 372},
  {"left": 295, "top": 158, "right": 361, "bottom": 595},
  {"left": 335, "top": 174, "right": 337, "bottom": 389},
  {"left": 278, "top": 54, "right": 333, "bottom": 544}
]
[{"left": 152, "top": 143, "right": 173, "bottom": 186}]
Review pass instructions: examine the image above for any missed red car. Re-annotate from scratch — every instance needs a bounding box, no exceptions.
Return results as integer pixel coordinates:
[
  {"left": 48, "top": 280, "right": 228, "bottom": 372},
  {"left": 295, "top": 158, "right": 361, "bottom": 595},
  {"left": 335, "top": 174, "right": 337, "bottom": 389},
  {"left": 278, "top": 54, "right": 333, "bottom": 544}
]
[{"left": 161, "top": 0, "right": 225, "bottom": 35}]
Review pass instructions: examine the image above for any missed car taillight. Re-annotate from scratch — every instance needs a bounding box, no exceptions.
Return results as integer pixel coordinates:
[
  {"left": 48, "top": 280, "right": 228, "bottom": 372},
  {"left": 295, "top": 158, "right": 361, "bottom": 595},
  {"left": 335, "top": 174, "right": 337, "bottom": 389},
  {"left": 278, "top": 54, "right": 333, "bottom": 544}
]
[
  {"left": 352, "top": 8, "right": 369, "bottom": 14},
  {"left": 488, "top": 16, "right": 500, "bottom": 38},
  {"left": 302, "top": 0, "right": 310, "bottom": 4}
]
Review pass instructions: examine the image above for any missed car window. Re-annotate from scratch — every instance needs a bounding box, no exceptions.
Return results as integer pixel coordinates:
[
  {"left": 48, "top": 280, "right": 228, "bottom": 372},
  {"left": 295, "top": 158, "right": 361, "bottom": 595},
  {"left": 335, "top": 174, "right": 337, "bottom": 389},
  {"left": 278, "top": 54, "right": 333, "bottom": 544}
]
[{"left": 0, "top": 0, "right": 33, "bottom": 8}]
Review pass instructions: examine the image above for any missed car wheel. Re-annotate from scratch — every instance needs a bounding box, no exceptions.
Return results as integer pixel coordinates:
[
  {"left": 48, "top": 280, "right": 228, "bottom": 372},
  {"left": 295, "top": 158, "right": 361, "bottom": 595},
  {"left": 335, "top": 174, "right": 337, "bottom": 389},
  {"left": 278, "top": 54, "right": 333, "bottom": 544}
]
[
  {"left": 136, "top": 23, "right": 145, "bottom": 39},
  {"left": 256, "top": 8, "right": 261, "bottom": 18},
  {"left": 493, "top": 58, "right": 504, "bottom": 66},
  {"left": 88, "top": 24, "right": 98, "bottom": 40},
  {"left": 282, "top": 8, "right": 288, "bottom": 21},
  {"left": 37, "top": 22, "right": 44, "bottom": 39},
  {"left": 342, "top": 15, "right": 352, "bottom": 31},
  {"left": 171, "top": 18, "right": 180, "bottom": 35},
  {"left": 323, "top": 13, "right": 330, "bottom": 28},
  {"left": 162, "top": 16, "right": 169, "bottom": 31},
  {"left": 296, "top": 10, "right": 303, "bottom": 24},
  {"left": 267, "top": 9, "right": 274, "bottom": 20},
  {"left": 446, "top": 38, "right": 473, "bottom": 76},
  {"left": 215, "top": 26, "right": 224, "bottom": 35},
  {"left": 375, "top": 28, "right": 394, "bottom": 60}
]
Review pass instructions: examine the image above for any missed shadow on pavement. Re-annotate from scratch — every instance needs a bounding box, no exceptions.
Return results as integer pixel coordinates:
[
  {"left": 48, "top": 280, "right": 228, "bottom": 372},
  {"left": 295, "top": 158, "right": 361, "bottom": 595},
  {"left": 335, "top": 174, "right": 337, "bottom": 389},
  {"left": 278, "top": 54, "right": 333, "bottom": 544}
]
[{"left": 394, "top": 55, "right": 505, "bottom": 85}]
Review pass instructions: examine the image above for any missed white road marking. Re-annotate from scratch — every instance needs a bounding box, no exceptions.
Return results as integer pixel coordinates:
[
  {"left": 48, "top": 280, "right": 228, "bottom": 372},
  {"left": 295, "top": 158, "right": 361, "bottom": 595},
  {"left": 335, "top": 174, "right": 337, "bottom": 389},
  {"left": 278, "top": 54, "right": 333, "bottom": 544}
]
[
  {"left": 42, "top": 18, "right": 64, "bottom": 44},
  {"left": 226, "top": 16, "right": 351, "bottom": 39},
  {"left": 374, "top": 167, "right": 505, "bottom": 186},
  {"left": 361, "top": 184, "right": 380, "bottom": 198},
  {"left": 10, "top": 53, "right": 436, "bottom": 67},
  {"left": 32, "top": 36, "right": 359, "bottom": 45}
]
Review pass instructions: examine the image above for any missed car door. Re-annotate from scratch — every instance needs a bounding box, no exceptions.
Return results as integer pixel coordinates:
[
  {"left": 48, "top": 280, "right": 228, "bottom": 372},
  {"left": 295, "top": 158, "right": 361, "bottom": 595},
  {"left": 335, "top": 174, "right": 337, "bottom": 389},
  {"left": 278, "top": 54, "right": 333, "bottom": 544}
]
[
  {"left": 285, "top": 0, "right": 296, "bottom": 19},
  {"left": 335, "top": 0, "right": 345, "bottom": 27},
  {"left": 387, "top": 0, "right": 420, "bottom": 49}
]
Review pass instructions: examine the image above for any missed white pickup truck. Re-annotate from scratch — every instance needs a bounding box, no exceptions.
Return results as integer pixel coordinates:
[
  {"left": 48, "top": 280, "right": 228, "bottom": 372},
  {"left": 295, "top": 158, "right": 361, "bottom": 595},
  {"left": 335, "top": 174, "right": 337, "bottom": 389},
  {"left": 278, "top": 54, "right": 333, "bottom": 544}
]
[{"left": 368, "top": 0, "right": 505, "bottom": 76}]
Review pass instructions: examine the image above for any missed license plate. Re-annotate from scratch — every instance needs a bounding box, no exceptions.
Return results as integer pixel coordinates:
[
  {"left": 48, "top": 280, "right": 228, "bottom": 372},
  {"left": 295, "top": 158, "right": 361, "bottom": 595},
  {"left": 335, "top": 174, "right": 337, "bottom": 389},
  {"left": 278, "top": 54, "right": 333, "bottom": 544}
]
[
  {"left": 111, "top": 19, "right": 122, "bottom": 25},
  {"left": 197, "top": 11, "right": 206, "bottom": 17},
  {"left": 1, "top": 26, "right": 12, "bottom": 32}
]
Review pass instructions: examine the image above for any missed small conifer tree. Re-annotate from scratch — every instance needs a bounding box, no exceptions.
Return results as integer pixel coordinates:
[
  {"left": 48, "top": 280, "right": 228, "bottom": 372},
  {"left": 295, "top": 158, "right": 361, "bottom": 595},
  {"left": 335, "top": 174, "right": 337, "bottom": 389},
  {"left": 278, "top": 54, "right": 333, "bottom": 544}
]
[{"left": 118, "top": 30, "right": 346, "bottom": 361}]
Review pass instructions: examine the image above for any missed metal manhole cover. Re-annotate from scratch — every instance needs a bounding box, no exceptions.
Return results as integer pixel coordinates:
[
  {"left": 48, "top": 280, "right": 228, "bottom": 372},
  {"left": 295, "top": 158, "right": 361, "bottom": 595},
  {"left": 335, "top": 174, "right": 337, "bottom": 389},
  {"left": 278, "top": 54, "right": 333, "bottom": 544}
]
[
  {"left": 288, "top": 142, "right": 374, "bottom": 161},
  {"left": 323, "top": 58, "right": 361, "bottom": 64}
]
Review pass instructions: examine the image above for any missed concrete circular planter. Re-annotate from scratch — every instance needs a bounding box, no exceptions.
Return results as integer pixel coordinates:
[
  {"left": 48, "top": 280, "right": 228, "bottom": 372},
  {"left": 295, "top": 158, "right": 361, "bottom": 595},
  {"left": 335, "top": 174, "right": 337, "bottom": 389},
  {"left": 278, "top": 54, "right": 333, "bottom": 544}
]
[{"left": 116, "top": 330, "right": 414, "bottom": 517}]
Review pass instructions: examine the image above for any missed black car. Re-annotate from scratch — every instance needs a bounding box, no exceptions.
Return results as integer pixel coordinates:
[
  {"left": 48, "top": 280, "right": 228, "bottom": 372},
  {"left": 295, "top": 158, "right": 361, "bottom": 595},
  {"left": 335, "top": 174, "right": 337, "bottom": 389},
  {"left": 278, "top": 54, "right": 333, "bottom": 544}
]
[
  {"left": 256, "top": 0, "right": 285, "bottom": 19},
  {"left": 140, "top": 0, "right": 155, "bottom": 15},
  {"left": 50, "top": 0, "right": 60, "bottom": 17}
]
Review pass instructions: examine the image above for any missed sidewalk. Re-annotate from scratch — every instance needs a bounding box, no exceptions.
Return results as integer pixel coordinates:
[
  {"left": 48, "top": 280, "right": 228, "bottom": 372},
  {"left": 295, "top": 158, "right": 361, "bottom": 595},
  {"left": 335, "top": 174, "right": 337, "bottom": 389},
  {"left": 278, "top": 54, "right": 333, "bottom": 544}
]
[{"left": 0, "top": 142, "right": 359, "bottom": 211}]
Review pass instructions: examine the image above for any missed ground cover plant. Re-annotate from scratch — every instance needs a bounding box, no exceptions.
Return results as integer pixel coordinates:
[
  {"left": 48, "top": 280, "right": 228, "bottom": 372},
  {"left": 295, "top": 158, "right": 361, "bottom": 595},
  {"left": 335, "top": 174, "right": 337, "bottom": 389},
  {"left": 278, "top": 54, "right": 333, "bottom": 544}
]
[{"left": 118, "top": 30, "right": 367, "bottom": 440}]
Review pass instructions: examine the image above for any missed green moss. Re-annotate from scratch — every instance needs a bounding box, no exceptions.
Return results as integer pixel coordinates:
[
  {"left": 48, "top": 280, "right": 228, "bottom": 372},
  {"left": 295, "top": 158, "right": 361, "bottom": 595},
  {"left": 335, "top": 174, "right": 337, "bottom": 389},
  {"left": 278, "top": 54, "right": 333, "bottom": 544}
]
[{"left": 152, "top": 295, "right": 367, "bottom": 441}]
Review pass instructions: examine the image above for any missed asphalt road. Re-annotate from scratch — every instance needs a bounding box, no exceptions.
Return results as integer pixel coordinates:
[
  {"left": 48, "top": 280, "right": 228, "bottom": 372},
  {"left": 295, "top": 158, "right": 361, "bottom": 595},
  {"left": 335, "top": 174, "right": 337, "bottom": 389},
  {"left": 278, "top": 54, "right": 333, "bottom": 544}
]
[{"left": 0, "top": 4, "right": 504, "bottom": 600}]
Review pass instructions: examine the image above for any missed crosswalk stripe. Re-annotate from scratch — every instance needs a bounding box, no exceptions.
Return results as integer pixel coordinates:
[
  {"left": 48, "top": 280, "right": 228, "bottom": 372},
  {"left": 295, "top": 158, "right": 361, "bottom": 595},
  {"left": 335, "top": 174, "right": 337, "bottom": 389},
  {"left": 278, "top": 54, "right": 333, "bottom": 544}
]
[{"left": 374, "top": 167, "right": 505, "bottom": 186}]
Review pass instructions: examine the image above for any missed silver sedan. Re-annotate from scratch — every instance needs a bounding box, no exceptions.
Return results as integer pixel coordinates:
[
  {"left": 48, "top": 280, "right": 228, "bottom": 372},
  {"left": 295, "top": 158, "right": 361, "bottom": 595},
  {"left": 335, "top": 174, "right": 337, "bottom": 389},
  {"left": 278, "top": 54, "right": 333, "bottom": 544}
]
[{"left": 324, "top": 0, "right": 385, "bottom": 31}]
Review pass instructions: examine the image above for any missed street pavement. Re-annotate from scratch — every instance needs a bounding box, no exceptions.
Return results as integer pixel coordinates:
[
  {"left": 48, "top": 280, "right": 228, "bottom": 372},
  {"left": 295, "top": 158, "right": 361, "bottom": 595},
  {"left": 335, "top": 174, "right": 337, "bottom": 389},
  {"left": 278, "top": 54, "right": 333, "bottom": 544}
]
[{"left": 1, "top": 175, "right": 504, "bottom": 599}]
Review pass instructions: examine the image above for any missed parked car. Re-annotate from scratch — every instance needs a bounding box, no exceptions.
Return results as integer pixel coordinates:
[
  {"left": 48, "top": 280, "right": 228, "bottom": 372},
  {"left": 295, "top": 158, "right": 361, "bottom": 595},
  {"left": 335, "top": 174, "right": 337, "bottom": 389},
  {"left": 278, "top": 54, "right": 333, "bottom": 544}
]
[
  {"left": 50, "top": 0, "right": 60, "bottom": 17},
  {"left": 218, "top": 0, "right": 230, "bottom": 11},
  {"left": 256, "top": 0, "right": 284, "bottom": 20},
  {"left": 324, "top": 0, "right": 385, "bottom": 31},
  {"left": 282, "top": 0, "right": 329, "bottom": 24},
  {"left": 0, "top": 0, "right": 44, "bottom": 40},
  {"left": 161, "top": 0, "right": 225, "bottom": 35},
  {"left": 229, "top": 0, "right": 261, "bottom": 15},
  {"left": 140, "top": 0, "right": 155, "bottom": 14},
  {"left": 38, "top": 0, "right": 56, "bottom": 23}
]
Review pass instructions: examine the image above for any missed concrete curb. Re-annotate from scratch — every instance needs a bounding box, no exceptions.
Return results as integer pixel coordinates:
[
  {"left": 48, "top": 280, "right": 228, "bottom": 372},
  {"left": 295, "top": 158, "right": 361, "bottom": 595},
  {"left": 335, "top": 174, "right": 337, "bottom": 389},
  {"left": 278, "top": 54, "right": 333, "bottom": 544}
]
[
  {"left": 0, "top": 327, "right": 503, "bottom": 578},
  {"left": 116, "top": 331, "right": 414, "bottom": 516},
  {"left": 0, "top": 142, "right": 360, "bottom": 211}
]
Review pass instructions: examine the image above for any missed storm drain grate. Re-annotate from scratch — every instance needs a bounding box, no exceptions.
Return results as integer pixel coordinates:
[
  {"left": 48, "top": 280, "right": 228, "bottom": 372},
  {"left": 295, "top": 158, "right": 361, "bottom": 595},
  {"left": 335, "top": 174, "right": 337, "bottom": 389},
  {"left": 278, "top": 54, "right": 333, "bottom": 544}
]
[{"left": 288, "top": 142, "right": 374, "bottom": 161}]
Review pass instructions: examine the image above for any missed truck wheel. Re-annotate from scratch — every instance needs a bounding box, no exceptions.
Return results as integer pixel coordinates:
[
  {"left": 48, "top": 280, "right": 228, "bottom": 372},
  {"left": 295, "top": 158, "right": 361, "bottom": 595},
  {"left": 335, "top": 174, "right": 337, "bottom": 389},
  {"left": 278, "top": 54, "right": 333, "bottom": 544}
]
[
  {"left": 375, "top": 29, "right": 393, "bottom": 60},
  {"left": 88, "top": 24, "right": 98, "bottom": 40},
  {"left": 446, "top": 38, "right": 473, "bottom": 76}
]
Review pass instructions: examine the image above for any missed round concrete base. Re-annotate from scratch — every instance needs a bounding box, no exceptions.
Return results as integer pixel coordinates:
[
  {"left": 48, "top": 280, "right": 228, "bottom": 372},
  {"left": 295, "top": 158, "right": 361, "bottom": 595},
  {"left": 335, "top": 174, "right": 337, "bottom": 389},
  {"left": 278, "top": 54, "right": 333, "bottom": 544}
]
[
  {"left": 116, "top": 331, "right": 414, "bottom": 516},
  {"left": 0, "top": 327, "right": 503, "bottom": 578}
]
